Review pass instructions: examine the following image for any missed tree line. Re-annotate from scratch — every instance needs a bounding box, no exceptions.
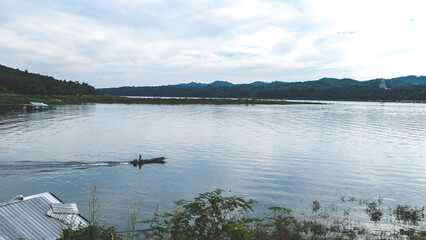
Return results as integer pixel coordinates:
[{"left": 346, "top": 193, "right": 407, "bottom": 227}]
[
  {"left": 101, "top": 78, "right": 426, "bottom": 101},
  {"left": 0, "top": 64, "right": 97, "bottom": 95}
]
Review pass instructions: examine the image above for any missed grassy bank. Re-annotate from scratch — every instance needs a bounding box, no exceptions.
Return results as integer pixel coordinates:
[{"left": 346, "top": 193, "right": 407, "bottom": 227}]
[
  {"left": 0, "top": 93, "right": 318, "bottom": 106},
  {"left": 61, "top": 188, "right": 426, "bottom": 240}
]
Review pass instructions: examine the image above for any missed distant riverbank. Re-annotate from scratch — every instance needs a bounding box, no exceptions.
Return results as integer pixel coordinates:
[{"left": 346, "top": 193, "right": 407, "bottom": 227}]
[{"left": 0, "top": 93, "right": 319, "bottom": 111}]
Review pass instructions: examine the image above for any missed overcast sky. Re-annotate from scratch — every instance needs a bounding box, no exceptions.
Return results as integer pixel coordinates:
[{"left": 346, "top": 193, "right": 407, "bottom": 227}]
[{"left": 1, "top": 0, "right": 425, "bottom": 87}]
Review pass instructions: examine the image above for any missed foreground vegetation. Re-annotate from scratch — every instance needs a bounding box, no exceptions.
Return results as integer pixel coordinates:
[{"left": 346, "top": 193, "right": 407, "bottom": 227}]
[{"left": 60, "top": 188, "right": 426, "bottom": 240}]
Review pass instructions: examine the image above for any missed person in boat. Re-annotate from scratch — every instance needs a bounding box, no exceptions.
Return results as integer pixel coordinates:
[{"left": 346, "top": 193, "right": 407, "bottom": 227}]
[{"left": 138, "top": 155, "right": 142, "bottom": 163}]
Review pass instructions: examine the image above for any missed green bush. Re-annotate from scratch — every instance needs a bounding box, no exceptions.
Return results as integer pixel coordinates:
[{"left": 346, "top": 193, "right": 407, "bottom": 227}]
[
  {"left": 61, "top": 188, "right": 426, "bottom": 240},
  {"left": 143, "top": 189, "right": 256, "bottom": 240}
]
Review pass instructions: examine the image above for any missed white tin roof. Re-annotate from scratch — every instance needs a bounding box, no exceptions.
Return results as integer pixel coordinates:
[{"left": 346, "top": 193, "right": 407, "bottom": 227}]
[
  {"left": 29, "top": 102, "right": 49, "bottom": 107},
  {"left": 0, "top": 192, "right": 88, "bottom": 240}
]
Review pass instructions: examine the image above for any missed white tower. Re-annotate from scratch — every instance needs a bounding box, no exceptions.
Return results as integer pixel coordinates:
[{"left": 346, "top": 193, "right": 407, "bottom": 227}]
[{"left": 379, "top": 78, "right": 389, "bottom": 90}]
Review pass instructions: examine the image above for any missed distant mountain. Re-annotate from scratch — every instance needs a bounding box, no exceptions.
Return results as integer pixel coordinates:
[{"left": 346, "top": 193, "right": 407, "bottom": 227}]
[
  {"left": 177, "top": 82, "right": 208, "bottom": 87},
  {"left": 210, "top": 80, "right": 234, "bottom": 86},
  {"left": 3, "top": 61, "right": 424, "bottom": 100},
  {"left": 100, "top": 75, "right": 426, "bottom": 101},
  {"left": 317, "top": 78, "right": 360, "bottom": 87},
  {"left": 0, "top": 64, "right": 97, "bottom": 95},
  {"left": 315, "top": 76, "right": 426, "bottom": 87},
  {"left": 386, "top": 76, "right": 426, "bottom": 86},
  {"left": 172, "top": 76, "right": 426, "bottom": 89},
  {"left": 176, "top": 80, "right": 234, "bottom": 87},
  {"left": 250, "top": 81, "right": 269, "bottom": 86}
]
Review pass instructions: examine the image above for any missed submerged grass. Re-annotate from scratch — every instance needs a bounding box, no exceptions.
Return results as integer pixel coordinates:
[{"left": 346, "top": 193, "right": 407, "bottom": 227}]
[{"left": 60, "top": 188, "right": 426, "bottom": 240}]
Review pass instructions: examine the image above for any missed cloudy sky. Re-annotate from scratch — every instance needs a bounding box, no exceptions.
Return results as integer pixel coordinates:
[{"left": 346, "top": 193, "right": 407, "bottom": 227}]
[{"left": 1, "top": 0, "right": 425, "bottom": 87}]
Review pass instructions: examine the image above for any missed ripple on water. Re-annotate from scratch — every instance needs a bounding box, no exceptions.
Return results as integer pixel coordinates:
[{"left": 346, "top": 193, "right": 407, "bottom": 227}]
[{"left": 0, "top": 102, "right": 426, "bottom": 229}]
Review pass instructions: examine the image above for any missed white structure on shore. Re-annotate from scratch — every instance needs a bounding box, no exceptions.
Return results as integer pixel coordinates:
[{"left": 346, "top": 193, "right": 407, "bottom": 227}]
[{"left": 379, "top": 78, "right": 389, "bottom": 90}]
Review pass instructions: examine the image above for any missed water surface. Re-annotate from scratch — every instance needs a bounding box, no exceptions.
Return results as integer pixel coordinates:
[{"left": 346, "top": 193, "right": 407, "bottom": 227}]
[{"left": 1, "top": 102, "right": 425, "bottom": 228}]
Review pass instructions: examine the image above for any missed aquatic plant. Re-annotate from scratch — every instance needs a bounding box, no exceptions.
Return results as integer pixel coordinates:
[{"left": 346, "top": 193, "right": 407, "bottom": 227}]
[
  {"left": 393, "top": 205, "right": 425, "bottom": 225},
  {"left": 365, "top": 197, "right": 384, "bottom": 223}
]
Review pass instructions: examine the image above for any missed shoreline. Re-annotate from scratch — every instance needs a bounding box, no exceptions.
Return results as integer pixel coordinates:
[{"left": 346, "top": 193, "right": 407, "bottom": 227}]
[
  {"left": 1, "top": 93, "right": 424, "bottom": 112},
  {"left": 0, "top": 93, "right": 319, "bottom": 108}
]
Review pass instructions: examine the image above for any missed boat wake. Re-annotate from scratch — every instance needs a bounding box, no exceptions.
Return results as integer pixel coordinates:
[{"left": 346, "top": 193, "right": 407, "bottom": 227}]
[{"left": 0, "top": 160, "right": 129, "bottom": 177}]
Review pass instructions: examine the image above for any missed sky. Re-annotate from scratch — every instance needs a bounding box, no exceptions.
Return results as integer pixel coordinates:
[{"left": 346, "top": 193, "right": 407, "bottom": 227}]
[{"left": 0, "top": 0, "right": 425, "bottom": 88}]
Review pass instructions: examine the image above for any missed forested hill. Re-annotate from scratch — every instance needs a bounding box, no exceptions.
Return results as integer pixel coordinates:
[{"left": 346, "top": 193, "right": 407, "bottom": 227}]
[
  {"left": 0, "top": 64, "right": 97, "bottom": 95},
  {"left": 100, "top": 76, "right": 426, "bottom": 101}
]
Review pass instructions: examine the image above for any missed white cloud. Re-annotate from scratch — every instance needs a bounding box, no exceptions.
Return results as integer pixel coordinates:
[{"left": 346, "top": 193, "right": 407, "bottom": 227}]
[
  {"left": 218, "top": 0, "right": 268, "bottom": 20},
  {"left": 0, "top": 0, "right": 425, "bottom": 87},
  {"left": 235, "top": 26, "right": 288, "bottom": 50}
]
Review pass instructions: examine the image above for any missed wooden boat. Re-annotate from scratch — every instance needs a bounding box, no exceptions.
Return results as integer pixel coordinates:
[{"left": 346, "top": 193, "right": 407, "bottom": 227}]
[{"left": 130, "top": 157, "right": 166, "bottom": 166}]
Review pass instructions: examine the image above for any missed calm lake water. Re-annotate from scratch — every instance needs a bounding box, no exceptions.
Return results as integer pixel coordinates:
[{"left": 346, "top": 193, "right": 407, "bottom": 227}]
[{"left": 1, "top": 101, "right": 425, "bottom": 229}]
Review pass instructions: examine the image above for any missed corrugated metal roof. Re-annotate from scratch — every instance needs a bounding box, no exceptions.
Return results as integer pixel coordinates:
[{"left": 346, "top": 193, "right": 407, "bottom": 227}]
[
  {"left": 50, "top": 203, "right": 79, "bottom": 214},
  {"left": 29, "top": 102, "right": 49, "bottom": 107},
  {"left": 0, "top": 192, "right": 88, "bottom": 240}
]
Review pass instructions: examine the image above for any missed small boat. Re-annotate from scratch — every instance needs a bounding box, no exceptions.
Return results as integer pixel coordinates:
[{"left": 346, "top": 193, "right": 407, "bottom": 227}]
[{"left": 130, "top": 157, "right": 166, "bottom": 166}]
